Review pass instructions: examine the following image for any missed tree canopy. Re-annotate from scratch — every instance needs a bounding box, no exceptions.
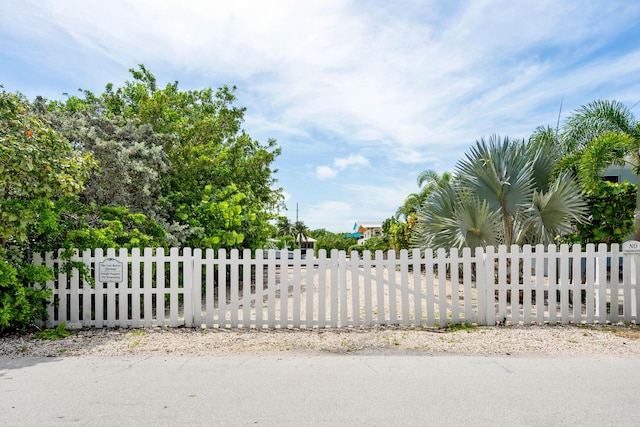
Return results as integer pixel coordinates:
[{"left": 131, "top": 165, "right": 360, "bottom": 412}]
[{"left": 44, "top": 65, "right": 284, "bottom": 250}]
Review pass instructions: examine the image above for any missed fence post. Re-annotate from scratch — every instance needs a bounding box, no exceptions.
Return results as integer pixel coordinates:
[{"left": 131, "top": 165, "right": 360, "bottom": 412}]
[{"left": 621, "top": 240, "right": 640, "bottom": 323}]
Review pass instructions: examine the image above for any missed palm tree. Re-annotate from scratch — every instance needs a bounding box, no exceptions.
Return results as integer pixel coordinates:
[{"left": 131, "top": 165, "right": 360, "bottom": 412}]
[
  {"left": 276, "top": 216, "right": 293, "bottom": 237},
  {"left": 395, "top": 169, "right": 452, "bottom": 221},
  {"left": 413, "top": 135, "right": 587, "bottom": 250},
  {"left": 417, "top": 169, "right": 453, "bottom": 193},
  {"left": 292, "top": 220, "right": 310, "bottom": 248},
  {"left": 562, "top": 100, "right": 640, "bottom": 239}
]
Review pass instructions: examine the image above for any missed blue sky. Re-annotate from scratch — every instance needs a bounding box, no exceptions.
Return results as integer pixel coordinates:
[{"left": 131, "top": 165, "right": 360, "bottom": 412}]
[{"left": 2, "top": 1, "right": 640, "bottom": 232}]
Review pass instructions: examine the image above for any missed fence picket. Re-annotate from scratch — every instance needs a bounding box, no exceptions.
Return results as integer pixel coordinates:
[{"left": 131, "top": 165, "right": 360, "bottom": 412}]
[
  {"left": 68, "top": 250, "right": 80, "bottom": 327},
  {"left": 363, "top": 251, "right": 373, "bottom": 325},
  {"left": 254, "top": 249, "right": 264, "bottom": 328},
  {"left": 278, "top": 249, "right": 289, "bottom": 328},
  {"left": 292, "top": 250, "right": 301, "bottom": 328},
  {"left": 305, "top": 252, "right": 314, "bottom": 329},
  {"left": 509, "top": 245, "right": 520, "bottom": 325},
  {"left": 117, "top": 248, "right": 128, "bottom": 328},
  {"left": 374, "top": 250, "right": 385, "bottom": 324},
  {"left": 229, "top": 249, "right": 239, "bottom": 328},
  {"left": 522, "top": 245, "right": 532, "bottom": 325},
  {"left": 317, "top": 250, "right": 327, "bottom": 328},
  {"left": 242, "top": 248, "right": 252, "bottom": 328},
  {"left": 183, "top": 247, "right": 193, "bottom": 328},
  {"left": 400, "top": 249, "right": 410, "bottom": 326},
  {"left": 610, "top": 244, "right": 621, "bottom": 323},
  {"left": 412, "top": 249, "right": 423, "bottom": 327},
  {"left": 339, "top": 251, "right": 348, "bottom": 326},
  {"left": 571, "top": 244, "right": 583, "bottom": 324},
  {"left": 425, "top": 249, "right": 435, "bottom": 325},
  {"left": 585, "top": 244, "right": 595, "bottom": 324},
  {"left": 192, "top": 249, "right": 202, "bottom": 327},
  {"left": 351, "top": 252, "right": 361, "bottom": 327},
  {"left": 622, "top": 247, "right": 633, "bottom": 321},
  {"left": 266, "top": 249, "right": 276, "bottom": 329},
  {"left": 461, "top": 248, "right": 473, "bottom": 323},
  {"left": 495, "top": 245, "right": 506, "bottom": 323},
  {"left": 387, "top": 250, "right": 398, "bottom": 325}
]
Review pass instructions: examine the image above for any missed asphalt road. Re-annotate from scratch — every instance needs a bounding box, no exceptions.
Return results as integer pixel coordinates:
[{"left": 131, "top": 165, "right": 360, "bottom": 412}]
[{"left": 1, "top": 355, "right": 639, "bottom": 426}]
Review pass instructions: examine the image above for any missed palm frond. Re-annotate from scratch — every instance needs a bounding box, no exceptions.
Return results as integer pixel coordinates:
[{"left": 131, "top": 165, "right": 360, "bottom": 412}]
[
  {"left": 455, "top": 135, "right": 535, "bottom": 240},
  {"left": 578, "top": 132, "right": 633, "bottom": 191},
  {"left": 523, "top": 173, "right": 587, "bottom": 244},
  {"left": 412, "top": 183, "right": 502, "bottom": 250},
  {"left": 563, "top": 100, "right": 639, "bottom": 151}
]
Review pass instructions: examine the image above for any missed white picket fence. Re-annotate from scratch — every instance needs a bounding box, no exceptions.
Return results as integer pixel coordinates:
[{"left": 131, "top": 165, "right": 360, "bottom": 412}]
[{"left": 33, "top": 243, "right": 640, "bottom": 329}]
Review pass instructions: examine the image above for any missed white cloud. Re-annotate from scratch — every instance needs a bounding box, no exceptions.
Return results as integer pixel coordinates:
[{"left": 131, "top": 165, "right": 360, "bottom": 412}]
[
  {"left": 315, "top": 153, "right": 369, "bottom": 180},
  {"left": 315, "top": 166, "right": 337, "bottom": 180},
  {"left": 334, "top": 154, "right": 369, "bottom": 170}
]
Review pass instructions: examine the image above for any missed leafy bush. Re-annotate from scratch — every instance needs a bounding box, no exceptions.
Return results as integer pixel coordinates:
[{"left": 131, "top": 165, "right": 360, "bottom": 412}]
[
  {"left": 0, "top": 258, "right": 52, "bottom": 333},
  {"left": 566, "top": 181, "right": 636, "bottom": 245}
]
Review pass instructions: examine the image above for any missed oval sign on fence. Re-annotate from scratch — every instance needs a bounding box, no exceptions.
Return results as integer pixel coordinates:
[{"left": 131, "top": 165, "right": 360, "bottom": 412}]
[
  {"left": 622, "top": 240, "right": 640, "bottom": 255},
  {"left": 98, "top": 258, "right": 124, "bottom": 283}
]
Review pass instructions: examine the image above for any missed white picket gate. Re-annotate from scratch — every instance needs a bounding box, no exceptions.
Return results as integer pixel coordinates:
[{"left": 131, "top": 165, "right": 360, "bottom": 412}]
[{"left": 33, "top": 243, "right": 640, "bottom": 329}]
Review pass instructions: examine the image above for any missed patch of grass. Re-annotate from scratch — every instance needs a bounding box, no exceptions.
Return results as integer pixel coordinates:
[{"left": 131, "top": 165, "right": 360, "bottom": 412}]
[
  {"left": 129, "top": 340, "right": 146, "bottom": 348},
  {"left": 611, "top": 328, "right": 640, "bottom": 340},
  {"left": 15, "top": 345, "right": 28, "bottom": 353},
  {"left": 577, "top": 323, "right": 640, "bottom": 340},
  {"left": 130, "top": 330, "right": 147, "bottom": 337}
]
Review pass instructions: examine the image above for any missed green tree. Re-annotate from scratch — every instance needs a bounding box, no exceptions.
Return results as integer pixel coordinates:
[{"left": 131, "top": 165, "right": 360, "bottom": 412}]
[
  {"left": 383, "top": 216, "right": 414, "bottom": 250},
  {"left": 0, "top": 91, "right": 94, "bottom": 250},
  {"left": 0, "top": 89, "right": 94, "bottom": 332},
  {"left": 413, "top": 135, "right": 587, "bottom": 250},
  {"left": 52, "top": 66, "right": 283, "bottom": 249},
  {"left": 275, "top": 216, "right": 293, "bottom": 237},
  {"left": 562, "top": 100, "right": 640, "bottom": 239},
  {"left": 311, "top": 229, "right": 357, "bottom": 252}
]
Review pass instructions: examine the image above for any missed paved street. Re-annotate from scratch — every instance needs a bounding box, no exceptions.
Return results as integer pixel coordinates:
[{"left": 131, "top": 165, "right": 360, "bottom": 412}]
[{"left": 1, "top": 355, "right": 639, "bottom": 426}]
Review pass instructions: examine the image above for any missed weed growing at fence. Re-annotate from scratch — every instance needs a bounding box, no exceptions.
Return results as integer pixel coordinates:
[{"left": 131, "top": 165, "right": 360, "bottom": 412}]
[
  {"left": 32, "top": 322, "right": 70, "bottom": 340},
  {"left": 439, "top": 322, "right": 477, "bottom": 333}
]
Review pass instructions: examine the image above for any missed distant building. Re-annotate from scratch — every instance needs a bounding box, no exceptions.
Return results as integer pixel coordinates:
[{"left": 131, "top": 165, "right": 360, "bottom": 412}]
[
  {"left": 353, "top": 222, "right": 383, "bottom": 245},
  {"left": 299, "top": 237, "right": 316, "bottom": 252},
  {"left": 602, "top": 164, "right": 637, "bottom": 184}
]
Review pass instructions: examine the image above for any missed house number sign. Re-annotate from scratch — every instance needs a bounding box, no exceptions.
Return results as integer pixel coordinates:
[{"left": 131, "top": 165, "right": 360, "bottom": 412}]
[{"left": 622, "top": 240, "right": 640, "bottom": 255}]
